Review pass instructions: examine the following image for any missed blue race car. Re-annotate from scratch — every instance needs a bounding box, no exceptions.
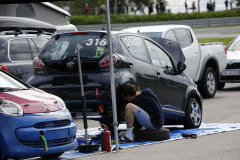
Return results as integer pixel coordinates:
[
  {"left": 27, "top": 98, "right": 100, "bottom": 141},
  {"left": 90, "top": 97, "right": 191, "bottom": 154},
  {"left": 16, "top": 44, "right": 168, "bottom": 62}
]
[{"left": 0, "top": 69, "right": 77, "bottom": 159}]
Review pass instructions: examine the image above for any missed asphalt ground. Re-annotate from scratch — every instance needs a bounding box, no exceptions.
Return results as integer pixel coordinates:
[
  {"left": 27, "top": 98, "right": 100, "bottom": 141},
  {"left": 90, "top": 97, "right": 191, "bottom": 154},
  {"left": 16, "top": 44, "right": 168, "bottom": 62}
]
[{"left": 193, "top": 26, "right": 240, "bottom": 38}]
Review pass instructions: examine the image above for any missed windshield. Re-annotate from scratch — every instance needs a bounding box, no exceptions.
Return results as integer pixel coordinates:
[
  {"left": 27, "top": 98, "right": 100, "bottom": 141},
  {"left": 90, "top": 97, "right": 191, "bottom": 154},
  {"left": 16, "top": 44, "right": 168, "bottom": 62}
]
[
  {"left": 141, "top": 32, "right": 162, "bottom": 39},
  {"left": 40, "top": 33, "right": 108, "bottom": 61},
  {"left": 0, "top": 71, "right": 28, "bottom": 90},
  {"left": 228, "top": 37, "right": 240, "bottom": 51}
]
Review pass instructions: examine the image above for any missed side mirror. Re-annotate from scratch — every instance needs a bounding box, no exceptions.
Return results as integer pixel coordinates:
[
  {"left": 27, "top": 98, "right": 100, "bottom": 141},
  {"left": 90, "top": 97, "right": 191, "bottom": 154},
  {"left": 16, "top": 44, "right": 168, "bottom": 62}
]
[{"left": 177, "top": 62, "right": 186, "bottom": 74}]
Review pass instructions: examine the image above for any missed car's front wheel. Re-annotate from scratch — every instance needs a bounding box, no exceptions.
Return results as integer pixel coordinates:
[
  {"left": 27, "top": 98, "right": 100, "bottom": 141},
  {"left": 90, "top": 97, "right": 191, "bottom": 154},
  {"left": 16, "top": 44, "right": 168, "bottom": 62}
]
[
  {"left": 198, "top": 67, "right": 217, "bottom": 98},
  {"left": 183, "top": 97, "right": 202, "bottom": 129}
]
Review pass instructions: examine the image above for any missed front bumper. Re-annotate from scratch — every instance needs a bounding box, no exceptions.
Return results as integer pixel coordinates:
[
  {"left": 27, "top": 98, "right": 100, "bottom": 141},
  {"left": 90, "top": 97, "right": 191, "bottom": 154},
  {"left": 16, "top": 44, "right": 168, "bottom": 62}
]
[
  {"left": 0, "top": 110, "right": 77, "bottom": 158},
  {"left": 220, "top": 69, "right": 240, "bottom": 82}
]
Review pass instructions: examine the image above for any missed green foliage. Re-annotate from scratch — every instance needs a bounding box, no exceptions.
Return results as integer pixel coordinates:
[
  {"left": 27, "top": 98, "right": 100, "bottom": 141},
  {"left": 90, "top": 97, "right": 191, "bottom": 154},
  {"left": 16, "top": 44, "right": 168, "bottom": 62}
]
[
  {"left": 70, "top": 9, "right": 240, "bottom": 25},
  {"left": 236, "top": 0, "right": 240, "bottom": 6},
  {"left": 198, "top": 37, "right": 235, "bottom": 46}
]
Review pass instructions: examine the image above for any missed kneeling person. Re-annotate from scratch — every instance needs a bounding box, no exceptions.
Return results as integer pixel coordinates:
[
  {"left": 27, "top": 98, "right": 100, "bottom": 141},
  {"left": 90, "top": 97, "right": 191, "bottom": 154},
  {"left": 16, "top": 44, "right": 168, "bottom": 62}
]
[{"left": 119, "top": 82, "right": 165, "bottom": 142}]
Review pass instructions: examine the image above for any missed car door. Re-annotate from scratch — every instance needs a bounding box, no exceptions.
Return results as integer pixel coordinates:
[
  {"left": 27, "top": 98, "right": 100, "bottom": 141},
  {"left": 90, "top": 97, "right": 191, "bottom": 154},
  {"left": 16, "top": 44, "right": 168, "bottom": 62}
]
[
  {"left": 144, "top": 39, "right": 187, "bottom": 117},
  {"left": 119, "top": 35, "right": 155, "bottom": 92},
  {"left": 165, "top": 29, "right": 200, "bottom": 80}
]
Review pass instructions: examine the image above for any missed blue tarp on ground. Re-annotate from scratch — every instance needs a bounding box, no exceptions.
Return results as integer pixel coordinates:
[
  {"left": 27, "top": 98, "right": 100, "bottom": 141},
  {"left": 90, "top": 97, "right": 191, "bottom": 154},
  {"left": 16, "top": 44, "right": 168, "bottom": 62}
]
[{"left": 60, "top": 123, "right": 240, "bottom": 159}]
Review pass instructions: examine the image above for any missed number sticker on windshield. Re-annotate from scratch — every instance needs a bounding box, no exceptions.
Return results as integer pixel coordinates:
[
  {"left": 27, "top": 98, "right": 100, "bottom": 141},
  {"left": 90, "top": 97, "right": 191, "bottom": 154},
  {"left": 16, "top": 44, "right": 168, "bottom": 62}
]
[
  {"left": 86, "top": 39, "right": 107, "bottom": 46},
  {"left": 121, "top": 37, "right": 136, "bottom": 48}
]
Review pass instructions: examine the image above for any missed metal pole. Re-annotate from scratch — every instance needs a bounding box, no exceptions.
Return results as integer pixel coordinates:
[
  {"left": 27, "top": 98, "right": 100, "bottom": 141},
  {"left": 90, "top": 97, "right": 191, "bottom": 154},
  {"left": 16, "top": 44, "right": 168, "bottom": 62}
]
[
  {"left": 114, "top": 0, "right": 117, "bottom": 14},
  {"left": 198, "top": 0, "right": 200, "bottom": 12},
  {"left": 77, "top": 48, "right": 89, "bottom": 141},
  {"left": 105, "top": 0, "right": 119, "bottom": 152}
]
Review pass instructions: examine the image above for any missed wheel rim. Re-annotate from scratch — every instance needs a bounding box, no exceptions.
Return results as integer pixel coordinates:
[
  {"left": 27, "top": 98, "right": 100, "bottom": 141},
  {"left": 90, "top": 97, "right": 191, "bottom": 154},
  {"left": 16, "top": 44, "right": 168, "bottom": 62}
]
[
  {"left": 207, "top": 72, "right": 216, "bottom": 94},
  {"left": 190, "top": 100, "right": 201, "bottom": 126}
]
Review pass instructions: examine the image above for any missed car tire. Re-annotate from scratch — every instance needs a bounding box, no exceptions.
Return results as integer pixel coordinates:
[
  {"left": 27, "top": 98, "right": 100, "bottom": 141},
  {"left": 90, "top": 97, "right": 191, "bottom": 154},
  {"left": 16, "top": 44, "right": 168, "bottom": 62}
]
[
  {"left": 40, "top": 152, "right": 64, "bottom": 159},
  {"left": 134, "top": 128, "right": 170, "bottom": 141},
  {"left": 198, "top": 67, "right": 217, "bottom": 98},
  {"left": 217, "top": 82, "right": 225, "bottom": 90},
  {"left": 183, "top": 97, "right": 202, "bottom": 129}
]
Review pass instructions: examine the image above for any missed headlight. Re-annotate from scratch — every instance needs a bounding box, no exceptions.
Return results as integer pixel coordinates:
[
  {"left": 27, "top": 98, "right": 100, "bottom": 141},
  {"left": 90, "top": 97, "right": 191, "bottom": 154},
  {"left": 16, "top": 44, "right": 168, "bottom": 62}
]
[
  {"left": 0, "top": 100, "right": 23, "bottom": 116},
  {"left": 53, "top": 95, "right": 67, "bottom": 110}
]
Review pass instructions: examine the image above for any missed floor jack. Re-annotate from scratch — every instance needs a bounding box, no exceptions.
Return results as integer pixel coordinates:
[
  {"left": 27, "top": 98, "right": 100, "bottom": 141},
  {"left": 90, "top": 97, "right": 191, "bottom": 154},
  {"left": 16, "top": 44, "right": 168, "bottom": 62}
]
[{"left": 77, "top": 49, "right": 100, "bottom": 153}]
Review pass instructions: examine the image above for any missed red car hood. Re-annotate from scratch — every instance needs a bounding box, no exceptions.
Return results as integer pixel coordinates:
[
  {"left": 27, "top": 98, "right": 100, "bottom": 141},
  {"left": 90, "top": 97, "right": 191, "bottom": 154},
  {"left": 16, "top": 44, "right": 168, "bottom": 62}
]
[{"left": 0, "top": 89, "right": 62, "bottom": 113}]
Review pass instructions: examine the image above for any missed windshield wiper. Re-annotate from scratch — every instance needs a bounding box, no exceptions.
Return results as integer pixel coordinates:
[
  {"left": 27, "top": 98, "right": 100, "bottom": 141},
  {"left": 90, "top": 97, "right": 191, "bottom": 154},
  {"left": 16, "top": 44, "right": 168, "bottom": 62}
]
[{"left": 0, "top": 87, "right": 27, "bottom": 91}]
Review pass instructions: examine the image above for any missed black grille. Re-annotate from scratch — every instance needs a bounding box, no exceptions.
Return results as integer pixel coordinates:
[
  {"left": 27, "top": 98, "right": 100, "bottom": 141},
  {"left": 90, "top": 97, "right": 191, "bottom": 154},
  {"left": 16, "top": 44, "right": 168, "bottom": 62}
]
[
  {"left": 34, "top": 120, "right": 70, "bottom": 129},
  {"left": 21, "top": 136, "right": 76, "bottom": 148},
  {"left": 226, "top": 63, "right": 240, "bottom": 69},
  {"left": 220, "top": 76, "right": 240, "bottom": 81}
]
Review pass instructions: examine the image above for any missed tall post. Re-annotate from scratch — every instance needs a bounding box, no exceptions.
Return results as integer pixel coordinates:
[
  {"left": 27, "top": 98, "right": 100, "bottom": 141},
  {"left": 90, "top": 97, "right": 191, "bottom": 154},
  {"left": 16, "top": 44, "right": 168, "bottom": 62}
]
[
  {"left": 105, "top": 0, "right": 119, "bottom": 152},
  {"left": 114, "top": 0, "right": 117, "bottom": 14},
  {"left": 198, "top": 0, "right": 200, "bottom": 12}
]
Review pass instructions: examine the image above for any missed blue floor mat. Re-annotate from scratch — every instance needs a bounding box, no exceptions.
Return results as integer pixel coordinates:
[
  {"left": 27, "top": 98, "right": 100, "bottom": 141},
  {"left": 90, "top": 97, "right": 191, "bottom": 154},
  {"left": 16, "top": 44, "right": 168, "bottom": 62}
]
[{"left": 60, "top": 123, "right": 240, "bottom": 159}]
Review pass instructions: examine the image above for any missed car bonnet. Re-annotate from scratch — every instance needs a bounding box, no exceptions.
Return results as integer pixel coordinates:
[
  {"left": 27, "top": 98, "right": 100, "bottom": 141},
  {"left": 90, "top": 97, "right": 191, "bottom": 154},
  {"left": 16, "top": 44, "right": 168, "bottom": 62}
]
[{"left": 0, "top": 89, "right": 62, "bottom": 113}]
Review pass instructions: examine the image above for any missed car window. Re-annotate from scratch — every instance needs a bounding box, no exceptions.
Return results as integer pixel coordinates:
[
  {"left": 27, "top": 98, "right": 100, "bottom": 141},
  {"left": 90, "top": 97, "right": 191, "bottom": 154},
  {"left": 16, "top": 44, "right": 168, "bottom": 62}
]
[
  {"left": 9, "top": 38, "right": 32, "bottom": 61},
  {"left": 165, "top": 30, "right": 177, "bottom": 42},
  {"left": 186, "top": 29, "right": 193, "bottom": 43},
  {"left": 174, "top": 29, "right": 192, "bottom": 48},
  {"left": 228, "top": 37, "right": 240, "bottom": 51},
  {"left": 142, "top": 32, "right": 162, "bottom": 39},
  {"left": 121, "top": 36, "right": 150, "bottom": 63},
  {"left": 40, "top": 34, "right": 108, "bottom": 61},
  {"left": 51, "top": 41, "right": 70, "bottom": 60},
  {"left": 29, "top": 39, "right": 40, "bottom": 58},
  {"left": 31, "top": 37, "right": 49, "bottom": 51},
  {"left": 0, "top": 71, "right": 27, "bottom": 89},
  {"left": 144, "top": 39, "right": 174, "bottom": 72}
]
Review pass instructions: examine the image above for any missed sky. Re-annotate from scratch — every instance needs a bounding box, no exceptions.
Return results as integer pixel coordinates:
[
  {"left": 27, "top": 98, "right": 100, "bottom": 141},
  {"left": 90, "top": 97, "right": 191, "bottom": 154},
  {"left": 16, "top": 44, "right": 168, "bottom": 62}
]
[{"left": 165, "top": 0, "right": 237, "bottom": 13}]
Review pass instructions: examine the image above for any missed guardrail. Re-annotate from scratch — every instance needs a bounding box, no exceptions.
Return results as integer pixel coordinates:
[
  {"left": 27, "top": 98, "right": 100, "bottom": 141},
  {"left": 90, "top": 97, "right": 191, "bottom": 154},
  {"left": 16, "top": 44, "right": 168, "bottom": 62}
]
[{"left": 76, "top": 16, "right": 240, "bottom": 31}]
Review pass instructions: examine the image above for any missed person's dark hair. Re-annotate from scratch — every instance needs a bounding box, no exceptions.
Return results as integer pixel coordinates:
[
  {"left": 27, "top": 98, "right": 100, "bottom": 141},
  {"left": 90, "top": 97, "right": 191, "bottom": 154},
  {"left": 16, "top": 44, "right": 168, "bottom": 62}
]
[{"left": 119, "top": 82, "right": 136, "bottom": 97}]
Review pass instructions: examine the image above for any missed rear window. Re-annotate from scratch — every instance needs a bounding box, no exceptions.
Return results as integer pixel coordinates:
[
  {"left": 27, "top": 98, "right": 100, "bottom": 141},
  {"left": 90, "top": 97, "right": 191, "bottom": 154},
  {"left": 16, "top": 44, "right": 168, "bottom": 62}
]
[
  {"left": 31, "top": 37, "right": 49, "bottom": 51},
  {"left": 9, "top": 38, "right": 32, "bottom": 61},
  {"left": 40, "top": 34, "right": 109, "bottom": 61}
]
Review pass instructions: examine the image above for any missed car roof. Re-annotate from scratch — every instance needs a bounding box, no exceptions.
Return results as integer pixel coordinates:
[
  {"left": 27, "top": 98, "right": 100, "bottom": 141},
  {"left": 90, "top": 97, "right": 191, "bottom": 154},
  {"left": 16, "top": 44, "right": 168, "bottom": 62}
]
[
  {"left": 58, "top": 30, "right": 141, "bottom": 37},
  {"left": 0, "top": 16, "right": 56, "bottom": 33},
  {"left": 122, "top": 25, "right": 190, "bottom": 33}
]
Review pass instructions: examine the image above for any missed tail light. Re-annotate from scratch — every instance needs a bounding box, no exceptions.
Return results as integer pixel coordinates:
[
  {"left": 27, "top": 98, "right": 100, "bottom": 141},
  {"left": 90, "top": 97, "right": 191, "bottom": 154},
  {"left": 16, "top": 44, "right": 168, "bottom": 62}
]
[
  {"left": 223, "top": 45, "right": 227, "bottom": 55},
  {"left": 33, "top": 57, "right": 44, "bottom": 70},
  {"left": 99, "top": 55, "right": 117, "bottom": 67},
  {"left": 95, "top": 88, "right": 99, "bottom": 98},
  {"left": 0, "top": 65, "right": 9, "bottom": 72}
]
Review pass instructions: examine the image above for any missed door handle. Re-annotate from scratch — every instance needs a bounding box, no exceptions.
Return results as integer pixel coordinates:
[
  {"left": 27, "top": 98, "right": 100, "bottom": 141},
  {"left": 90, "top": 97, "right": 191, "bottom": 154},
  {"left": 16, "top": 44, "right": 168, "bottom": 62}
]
[
  {"left": 156, "top": 71, "right": 161, "bottom": 79},
  {"left": 194, "top": 50, "right": 199, "bottom": 54},
  {"left": 128, "top": 61, "right": 133, "bottom": 67}
]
